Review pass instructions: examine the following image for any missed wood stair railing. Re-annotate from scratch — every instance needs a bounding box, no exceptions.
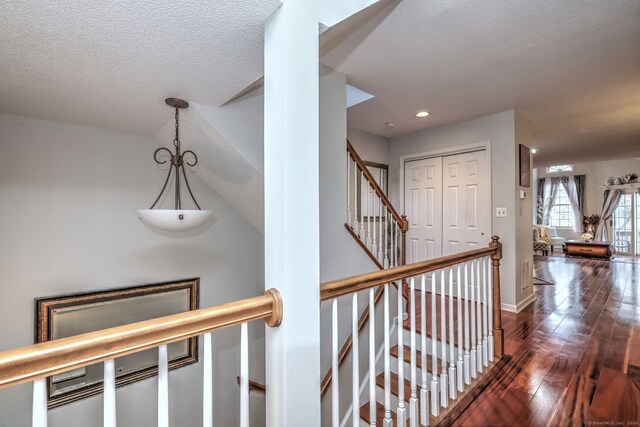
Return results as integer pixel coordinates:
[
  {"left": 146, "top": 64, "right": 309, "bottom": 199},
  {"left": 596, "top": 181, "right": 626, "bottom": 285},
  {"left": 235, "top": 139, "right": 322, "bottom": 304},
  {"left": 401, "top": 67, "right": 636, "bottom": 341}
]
[
  {"left": 0, "top": 290, "right": 283, "bottom": 427},
  {"left": 320, "top": 141, "right": 408, "bottom": 399},
  {"left": 320, "top": 237, "right": 505, "bottom": 426}
]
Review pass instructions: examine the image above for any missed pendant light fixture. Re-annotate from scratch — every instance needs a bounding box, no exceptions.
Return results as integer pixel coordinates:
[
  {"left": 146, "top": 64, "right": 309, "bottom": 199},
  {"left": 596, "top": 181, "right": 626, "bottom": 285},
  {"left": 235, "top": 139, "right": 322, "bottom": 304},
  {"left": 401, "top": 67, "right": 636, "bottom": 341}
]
[{"left": 137, "top": 98, "right": 213, "bottom": 232}]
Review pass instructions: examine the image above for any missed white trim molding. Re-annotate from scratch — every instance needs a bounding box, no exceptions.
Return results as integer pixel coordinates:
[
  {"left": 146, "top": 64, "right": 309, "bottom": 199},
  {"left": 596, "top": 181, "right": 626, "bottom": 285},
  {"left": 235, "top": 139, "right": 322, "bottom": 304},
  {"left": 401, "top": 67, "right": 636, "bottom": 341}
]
[{"left": 501, "top": 292, "right": 536, "bottom": 313}]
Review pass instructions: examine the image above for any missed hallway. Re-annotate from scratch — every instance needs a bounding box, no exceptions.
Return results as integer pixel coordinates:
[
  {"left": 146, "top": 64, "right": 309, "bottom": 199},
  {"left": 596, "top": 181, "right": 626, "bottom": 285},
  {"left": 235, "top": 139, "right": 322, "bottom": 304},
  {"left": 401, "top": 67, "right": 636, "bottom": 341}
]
[{"left": 453, "top": 255, "right": 640, "bottom": 426}]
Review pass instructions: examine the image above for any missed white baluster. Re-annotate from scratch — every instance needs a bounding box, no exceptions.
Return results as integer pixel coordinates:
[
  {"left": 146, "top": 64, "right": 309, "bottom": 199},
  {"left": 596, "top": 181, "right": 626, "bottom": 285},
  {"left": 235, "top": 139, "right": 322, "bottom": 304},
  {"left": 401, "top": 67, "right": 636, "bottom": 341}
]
[
  {"left": 430, "top": 272, "right": 439, "bottom": 417},
  {"left": 352, "top": 294, "right": 360, "bottom": 427},
  {"left": 440, "top": 269, "right": 448, "bottom": 408},
  {"left": 456, "top": 265, "right": 464, "bottom": 393},
  {"left": 332, "top": 299, "right": 340, "bottom": 427},
  {"left": 366, "top": 183, "right": 372, "bottom": 250},
  {"left": 32, "top": 378, "right": 47, "bottom": 427},
  {"left": 377, "top": 197, "right": 383, "bottom": 263},
  {"left": 158, "top": 345, "right": 169, "bottom": 427},
  {"left": 409, "top": 278, "right": 418, "bottom": 426},
  {"left": 476, "top": 260, "right": 483, "bottom": 374},
  {"left": 394, "top": 222, "right": 399, "bottom": 268},
  {"left": 104, "top": 359, "right": 116, "bottom": 427},
  {"left": 470, "top": 261, "right": 477, "bottom": 379},
  {"left": 464, "top": 263, "right": 471, "bottom": 385},
  {"left": 347, "top": 152, "right": 351, "bottom": 226},
  {"left": 482, "top": 257, "right": 489, "bottom": 367},
  {"left": 240, "top": 323, "right": 249, "bottom": 427},
  {"left": 487, "top": 257, "right": 494, "bottom": 362},
  {"left": 397, "top": 280, "right": 407, "bottom": 425},
  {"left": 369, "top": 289, "right": 376, "bottom": 427},
  {"left": 372, "top": 191, "right": 378, "bottom": 257},
  {"left": 359, "top": 171, "right": 365, "bottom": 239},
  {"left": 419, "top": 274, "right": 429, "bottom": 426},
  {"left": 388, "top": 214, "right": 392, "bottom": 268},
  {"left": 354, "top": 159, "right": 359, "bottom": 230},
  {"left": 203, "top": 333, "right": 213, "bottom": 427},
  {"left": 383, "top": 208, "right": 389, "bottom": 269},
  {"left": 383, "top": 284, "right": 392, "bottom": 427},
  {"left": 448, "top": 267, "right": 457, "bottom": 401},
  {"left": 369, "top": 288, "right": 376, "bottom": 425}
]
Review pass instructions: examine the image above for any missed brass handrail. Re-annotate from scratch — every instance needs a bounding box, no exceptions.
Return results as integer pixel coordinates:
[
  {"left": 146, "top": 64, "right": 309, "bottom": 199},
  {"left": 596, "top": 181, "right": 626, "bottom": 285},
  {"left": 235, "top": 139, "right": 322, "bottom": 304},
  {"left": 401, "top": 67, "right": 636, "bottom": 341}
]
[
  {"left": 0, "top": 289, "right": 282, "bottom": 389},
  {"left": 319, "top": 237, "right": 503, "bottom": 398}
]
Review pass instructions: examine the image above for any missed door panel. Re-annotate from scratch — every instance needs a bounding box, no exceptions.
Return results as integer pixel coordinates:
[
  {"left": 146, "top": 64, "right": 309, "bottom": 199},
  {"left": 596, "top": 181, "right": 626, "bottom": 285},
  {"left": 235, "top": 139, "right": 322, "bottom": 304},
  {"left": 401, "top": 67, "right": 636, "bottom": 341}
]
[
  {"left": 404, "top": 157, "right": 443, "bottom": 262},
  {"left": 442, "top": 151, "right": 488, "bottom": 256}
]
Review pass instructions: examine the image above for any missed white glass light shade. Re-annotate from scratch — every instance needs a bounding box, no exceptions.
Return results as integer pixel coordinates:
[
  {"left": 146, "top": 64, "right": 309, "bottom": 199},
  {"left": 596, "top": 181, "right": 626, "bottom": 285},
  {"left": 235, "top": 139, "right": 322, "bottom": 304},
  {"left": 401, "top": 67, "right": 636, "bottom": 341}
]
[{"left": 136, "top": 209, "right": 213, "bottom": 232}]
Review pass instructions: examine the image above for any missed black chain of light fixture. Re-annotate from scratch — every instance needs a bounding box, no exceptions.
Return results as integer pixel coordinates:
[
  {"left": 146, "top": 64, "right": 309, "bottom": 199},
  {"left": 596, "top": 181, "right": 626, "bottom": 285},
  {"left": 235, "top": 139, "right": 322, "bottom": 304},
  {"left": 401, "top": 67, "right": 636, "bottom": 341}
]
[{"left": 149, "top": 99, "right": 201, "bottom": 211}]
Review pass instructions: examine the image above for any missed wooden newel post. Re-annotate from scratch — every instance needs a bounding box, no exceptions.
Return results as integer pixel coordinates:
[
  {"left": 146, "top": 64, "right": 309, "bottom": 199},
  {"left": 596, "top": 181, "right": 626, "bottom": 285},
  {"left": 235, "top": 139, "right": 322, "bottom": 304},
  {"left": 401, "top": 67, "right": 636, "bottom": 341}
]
[{"left": 490, "top": 235, "right": 504, "bottom": 358}]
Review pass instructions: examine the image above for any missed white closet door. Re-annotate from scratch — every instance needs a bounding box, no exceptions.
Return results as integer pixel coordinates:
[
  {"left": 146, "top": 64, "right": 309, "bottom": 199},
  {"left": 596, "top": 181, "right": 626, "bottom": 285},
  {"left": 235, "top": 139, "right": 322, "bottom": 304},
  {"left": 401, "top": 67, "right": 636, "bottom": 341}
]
[
  {"left": 404, "top": 157, "right": 443, "bottom": 262},
  {"left": 442, "top": 151, "right": 488, "bottom": 255}
]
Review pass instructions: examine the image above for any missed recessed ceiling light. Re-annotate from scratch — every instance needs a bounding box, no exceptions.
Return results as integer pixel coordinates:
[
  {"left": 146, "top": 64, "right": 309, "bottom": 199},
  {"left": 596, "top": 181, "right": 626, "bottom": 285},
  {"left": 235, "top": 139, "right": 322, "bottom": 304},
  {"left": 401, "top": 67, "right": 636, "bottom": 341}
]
[
  {"left": 531, "top": 148, "right": 538, "bottom": 154},
  {"left": 385, "top": 122, "right": 396, "bottom": 128},
  {"left": 416, "top": 111, "right": 430, "bottom": 118}
]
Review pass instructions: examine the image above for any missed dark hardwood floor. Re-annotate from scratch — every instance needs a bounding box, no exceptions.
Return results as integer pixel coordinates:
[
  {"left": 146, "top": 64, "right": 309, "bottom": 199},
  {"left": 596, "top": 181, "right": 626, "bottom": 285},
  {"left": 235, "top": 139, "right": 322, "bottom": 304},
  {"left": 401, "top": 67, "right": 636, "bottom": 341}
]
[{"left": 452, "top": 255, "right": 640, "bottom": 426}]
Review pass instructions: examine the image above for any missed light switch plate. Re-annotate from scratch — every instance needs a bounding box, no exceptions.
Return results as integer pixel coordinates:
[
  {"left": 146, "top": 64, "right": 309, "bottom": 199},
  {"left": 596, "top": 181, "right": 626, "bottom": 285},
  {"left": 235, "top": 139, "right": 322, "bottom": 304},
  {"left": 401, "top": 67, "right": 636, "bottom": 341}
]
[{"left": 496, "top": 207, "right": 508, "bottom": 217}]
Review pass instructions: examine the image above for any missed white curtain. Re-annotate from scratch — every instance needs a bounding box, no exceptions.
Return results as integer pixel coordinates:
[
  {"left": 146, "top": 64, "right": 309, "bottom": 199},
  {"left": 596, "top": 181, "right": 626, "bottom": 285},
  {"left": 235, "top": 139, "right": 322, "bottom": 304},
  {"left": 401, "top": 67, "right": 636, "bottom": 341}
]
[
  {"left": 542, "top": 178, "right": 560, "bottom": 226},
  {"left": 595, "top": 189, "right": 623, "bottom": 242},
  {"left": 561, "top": 177, "right": 581, "bottom": 233}
]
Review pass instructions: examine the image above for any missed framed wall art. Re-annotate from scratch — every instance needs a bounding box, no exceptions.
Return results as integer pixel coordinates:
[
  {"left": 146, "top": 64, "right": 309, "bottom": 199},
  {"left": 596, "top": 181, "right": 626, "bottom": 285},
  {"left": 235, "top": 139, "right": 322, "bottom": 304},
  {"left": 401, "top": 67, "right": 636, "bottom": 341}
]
[{"left": 35, "top": 278, "right": 199, "bottom": 408}]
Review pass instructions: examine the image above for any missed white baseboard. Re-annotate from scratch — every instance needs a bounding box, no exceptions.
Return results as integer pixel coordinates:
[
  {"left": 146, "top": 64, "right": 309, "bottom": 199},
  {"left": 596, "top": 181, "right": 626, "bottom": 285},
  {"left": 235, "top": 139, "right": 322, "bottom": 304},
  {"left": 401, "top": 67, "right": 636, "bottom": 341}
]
[{"left": 501, "top": 292, "right": 536, "bottom": 313}]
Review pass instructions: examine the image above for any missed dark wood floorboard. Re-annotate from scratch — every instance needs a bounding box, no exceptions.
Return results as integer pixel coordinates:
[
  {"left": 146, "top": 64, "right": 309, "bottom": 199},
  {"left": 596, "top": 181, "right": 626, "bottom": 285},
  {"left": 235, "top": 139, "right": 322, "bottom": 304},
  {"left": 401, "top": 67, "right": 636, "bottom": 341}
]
[{"left": 452, "top": 255, "right": 640, "bottom": 426}]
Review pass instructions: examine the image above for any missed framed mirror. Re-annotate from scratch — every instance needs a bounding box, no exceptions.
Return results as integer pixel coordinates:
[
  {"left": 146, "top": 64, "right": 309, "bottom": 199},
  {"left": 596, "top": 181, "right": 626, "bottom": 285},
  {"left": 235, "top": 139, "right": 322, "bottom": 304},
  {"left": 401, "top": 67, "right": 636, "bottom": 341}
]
[{"left": 35, "top": 278, "right": 199, "bottom": 408}]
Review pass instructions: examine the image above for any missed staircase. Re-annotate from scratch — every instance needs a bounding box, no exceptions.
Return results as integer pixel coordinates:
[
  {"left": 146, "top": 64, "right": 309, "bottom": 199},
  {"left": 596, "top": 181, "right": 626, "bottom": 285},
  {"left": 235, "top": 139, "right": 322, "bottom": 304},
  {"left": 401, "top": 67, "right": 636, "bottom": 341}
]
[{"left": 326, "top": 141, "right": 507, "bottom": 426}]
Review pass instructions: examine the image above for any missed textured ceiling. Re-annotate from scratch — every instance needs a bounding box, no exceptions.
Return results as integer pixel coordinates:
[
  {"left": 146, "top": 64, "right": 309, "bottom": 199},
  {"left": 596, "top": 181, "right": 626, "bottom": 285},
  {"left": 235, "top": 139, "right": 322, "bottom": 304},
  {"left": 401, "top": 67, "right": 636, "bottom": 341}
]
[
  {"left": 322, "top": 0, "right": 640, "bottom": 165},
  {"left": 0, "top": 0, "right": 280, "bottom": 135}
]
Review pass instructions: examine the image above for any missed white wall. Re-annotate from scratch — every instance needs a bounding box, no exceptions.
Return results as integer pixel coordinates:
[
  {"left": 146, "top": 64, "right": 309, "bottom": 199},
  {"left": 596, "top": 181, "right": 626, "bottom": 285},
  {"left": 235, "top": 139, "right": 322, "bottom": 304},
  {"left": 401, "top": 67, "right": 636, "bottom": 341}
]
[
  {"left": 388, "top": 110, "right": 534, "bottom": 311},
  {"left": 0, "top": 114, "right": 266, "bottom": 427},
  {"left": 347, "top": 127, "right": 390, "bottom": 166},
  {"left": 535, "top": 157, "right": 640, "bottom": 240}
]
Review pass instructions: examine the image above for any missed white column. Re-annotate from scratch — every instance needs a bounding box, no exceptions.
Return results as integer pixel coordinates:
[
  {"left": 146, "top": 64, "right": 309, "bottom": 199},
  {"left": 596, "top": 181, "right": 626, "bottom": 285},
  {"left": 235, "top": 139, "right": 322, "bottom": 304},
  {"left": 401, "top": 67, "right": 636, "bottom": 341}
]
[{"left": 264, "top": 3, "right": 321, "bottom": 425}]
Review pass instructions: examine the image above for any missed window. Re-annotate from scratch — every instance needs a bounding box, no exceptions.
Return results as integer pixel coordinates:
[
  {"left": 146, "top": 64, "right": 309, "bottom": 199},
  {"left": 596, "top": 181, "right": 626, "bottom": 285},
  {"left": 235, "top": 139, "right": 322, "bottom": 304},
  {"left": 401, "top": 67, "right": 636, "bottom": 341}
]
[
  {"left": 549, "top": 185, "right": 574, "bottom": 228},
  {"left": 547, "top": 165, "right": 573, "bottom": 173}
]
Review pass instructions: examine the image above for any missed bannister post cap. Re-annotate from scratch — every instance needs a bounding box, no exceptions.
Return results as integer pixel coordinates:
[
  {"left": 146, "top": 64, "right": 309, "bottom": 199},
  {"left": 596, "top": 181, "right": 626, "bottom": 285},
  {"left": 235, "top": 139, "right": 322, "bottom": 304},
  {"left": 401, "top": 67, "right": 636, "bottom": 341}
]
[
  {"left": 264, "top": 288, "right": 283, "bottom": 328},
  {"left": 490, "top": 235, "right": 502, "bottom": 259}
]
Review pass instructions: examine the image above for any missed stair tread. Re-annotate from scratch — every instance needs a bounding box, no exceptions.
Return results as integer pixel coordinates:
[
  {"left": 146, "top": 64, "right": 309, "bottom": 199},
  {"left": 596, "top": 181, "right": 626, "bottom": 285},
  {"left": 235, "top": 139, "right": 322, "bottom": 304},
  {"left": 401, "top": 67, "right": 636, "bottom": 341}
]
[
  {"left": 375, "top": 371, "right": 412, "bottom": 399},
  {"left": 390, "top": 344, "right": 436, "bottom": 373},
  {"left": 403, "top": 289, "right": 486, "bottom": 343}
]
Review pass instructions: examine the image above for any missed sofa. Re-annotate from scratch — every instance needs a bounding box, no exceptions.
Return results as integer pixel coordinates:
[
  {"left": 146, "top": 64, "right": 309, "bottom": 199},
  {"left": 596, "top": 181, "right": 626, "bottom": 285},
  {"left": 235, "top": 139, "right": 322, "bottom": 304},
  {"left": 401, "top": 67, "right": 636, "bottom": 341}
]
[{"left": 533, "top": 224, "right": 566, "bottom": 252}]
